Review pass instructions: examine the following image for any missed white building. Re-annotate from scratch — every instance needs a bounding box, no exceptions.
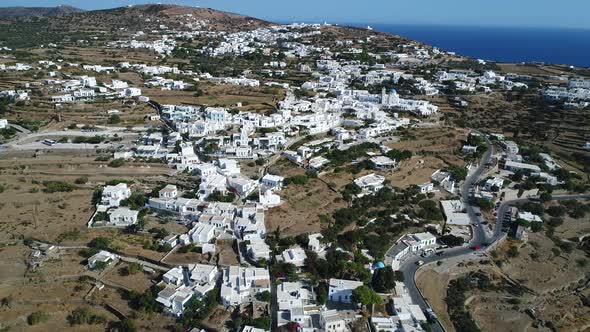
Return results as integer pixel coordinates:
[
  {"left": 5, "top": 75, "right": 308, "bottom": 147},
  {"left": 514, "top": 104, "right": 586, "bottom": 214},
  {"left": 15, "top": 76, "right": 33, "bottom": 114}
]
[
  {"left": 517, "top": 211, "right": 543, "bottom": 223},
  {"left": 227, "top": 175, "right": 258, "bottom": 197},
  {"left": 159, "top": 184, "right": 178, "bottom": 199},
  {"left": 279, "top": 247, "right": 307, "bottom": 267},
  {"left": 100, "top": 183, "right": 131, "bottom": 207},
  {"left": 484, "top": 178, "right": 504, "bottom": 191},
  {"left": 328, "top": 278, "right": 363, "bottom": 304},
  {"left": 194, "top": 163, "right": 218, "bottom": 178},
  {"left": 87, "top": 250, "right": 118, "bottom": 269},
  {"left": 440, "top": 200, "right": 470, "bottom": 226},
  {"left": 504, "top": 160, "right": 541, "bottom": 174},
  {"left": 308, "top": 233, "right": 325, "bottom": 253},
  {"left": 321, "top": 310, "right": 347, "bottom": 332},
  {"left": 220, "top": 266, "right": 271, "bottom": 306},
  {"left": 386, "top": 232, "right": 437, "bottom": 270},
  {"left": 353, "top": 173, "right": 385, "bottom": 197},
  {"left": 502, "top": 141, "right": 519, "bottom": 154},
  {"left": 188, "top": 222, "right": 216, "bottom": 244},
  {"left": 418, "top": 182, "right": 434, "bottom": 194},
  {"left": 216, "top": 158, "right": 241, "bottom": 176},
  {"left": 242, "top": 326, "right": 267, "bottom": 332},
  {"left": 247, "top": 238, "right": 272, "bottom": 261},
  {"left": 261, "top": 174, "right": 284, "bottom": 190},
  {"left": 108, "top": 207, "right": 139, "bottom": 226},
  {"left": 370, "top": 156, "right": 398, "bottom": 171}
]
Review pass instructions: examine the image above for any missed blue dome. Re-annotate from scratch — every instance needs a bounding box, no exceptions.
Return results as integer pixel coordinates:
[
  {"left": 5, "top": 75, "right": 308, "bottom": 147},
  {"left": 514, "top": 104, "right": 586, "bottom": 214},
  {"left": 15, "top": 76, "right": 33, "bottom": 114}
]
[
  {"left": 374, "top": 261, "right": 385, "bottom": 269},
  {"left": 390, "top": 89, "right": 397, "bottom": 94}
]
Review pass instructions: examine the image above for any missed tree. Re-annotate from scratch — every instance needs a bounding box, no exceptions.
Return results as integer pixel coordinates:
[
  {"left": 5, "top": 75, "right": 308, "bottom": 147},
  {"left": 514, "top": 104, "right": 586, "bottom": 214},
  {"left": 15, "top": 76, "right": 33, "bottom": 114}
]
[
  {"left": 507, "top": 246, "right": 519, "bottom": 258},
  {"left": 121, "top": 262, "right": 141, "bottom": 276},
  {"left": 393, "top": 270, "right": 405, "bottom": 282},
  {"left": 314, "top": 282, "right": 328, "bottom": 305},
  {"left": 92, "top": 261, "right": 109, "bottom": 271},
  {"left": 255, "top": 290, "right": 271, "bottom": 302},
  {"left": 67, "top": 307, "right": 106, "bottom": 325},
  {"left": 108, "top": 158, "right": 125, "bottom": 168},
  {"left": 439, "top": 234, "right": 464, "bottom": 247},
  {"left": 74, "top": 176, "right": 89, "bottom": 184},
  {"left": 530, "top": 221, "right": 543, "bottom": 232},
  {"left": 108, "top": 114, "right": 121, "bottom": 124},
  {"left": 230, "top": 316, "right": 243, "bottom": 331},
  {"left": 88, "top": 237, "right": 111, "bottom": 250},
  {"left": 119, "top": 319, "right": 137, "bottom": 332},
  {"left": 474, "top": 198, "right": 494, "bottom": 211},
  {"left": 546, "top": 205, "right": 566, "bottom": 217},
  {"left": 120, "top": 192, "right": 147, "bottom": 210},
  {"left": 28, "top": 311, "right": 49, "bottom": 325},
  {"left": 351, "top": 285, "right": 381, "bottom": 307},
  {"left": 448, "top": 164, "right": 467, "bottom": 181},
  {"left": 372, "top": 266, "right": 396, "bottom": 293},
  {"left": 540, "top": 192, "right": 552, "bottom": 202}
]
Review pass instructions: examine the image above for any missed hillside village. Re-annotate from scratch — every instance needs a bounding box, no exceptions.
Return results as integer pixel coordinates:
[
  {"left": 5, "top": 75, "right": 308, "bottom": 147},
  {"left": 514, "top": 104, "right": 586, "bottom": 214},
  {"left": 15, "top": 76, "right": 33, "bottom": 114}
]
[{"left": 0, "top": 4, "right": 590, "bottom": 332}]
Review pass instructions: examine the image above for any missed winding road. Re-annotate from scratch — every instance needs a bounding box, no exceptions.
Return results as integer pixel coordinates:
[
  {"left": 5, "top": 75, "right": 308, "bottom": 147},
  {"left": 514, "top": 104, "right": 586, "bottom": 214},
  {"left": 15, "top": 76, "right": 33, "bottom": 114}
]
[
  {"left": 399, "top": 131, "right": 494, "bottom": 332},
  {"left": 399, "top": 131, "right": 590, "bottom": 332}
]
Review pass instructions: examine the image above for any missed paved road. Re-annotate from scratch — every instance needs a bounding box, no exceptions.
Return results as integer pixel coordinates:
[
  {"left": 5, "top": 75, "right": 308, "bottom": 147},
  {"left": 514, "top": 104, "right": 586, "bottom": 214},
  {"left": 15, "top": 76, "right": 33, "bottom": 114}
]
[
  {"left": 4, "top": 128, "right": 140, "bottom": 151},
  {"left": 400, "top": 130, "right": 494, "bottom": 332},
  {"left": 460, "top": 131, "right": 494, "bottom": 244},
  {"left": 399, "top": 129, "right": 590, "bottom": 332}
]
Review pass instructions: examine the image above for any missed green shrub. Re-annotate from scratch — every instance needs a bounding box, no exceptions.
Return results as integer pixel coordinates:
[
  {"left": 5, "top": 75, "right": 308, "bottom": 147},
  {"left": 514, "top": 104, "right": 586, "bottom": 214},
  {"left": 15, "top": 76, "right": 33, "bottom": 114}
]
[
  {"left": 75, "top": 177, "right": 89, "bottom": 184},
  {"left": 27, "top": 311, "right": 49, "bottom": 325},
  {"left": 108, "top": 158, "right": 125, "bottom": 168},
  {"left": 42, "top": 181, "right": 75, "bottom": 193}
]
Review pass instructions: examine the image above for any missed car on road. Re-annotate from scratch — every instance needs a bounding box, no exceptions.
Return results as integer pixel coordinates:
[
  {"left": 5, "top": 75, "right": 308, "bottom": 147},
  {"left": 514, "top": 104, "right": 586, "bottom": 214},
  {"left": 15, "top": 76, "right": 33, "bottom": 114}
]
[
  {"left": 416, "top": 260, "right": 425, "bottom": 266},
  {"left": 421, "top": 249, "right": 435, "bottom": 257},
  {"left": 435, "top": 251, "right": 444, "bottom": 256},
  {"left": 471, "top": 245, "right": 482, "bottom": 250},
  {"left": 425, "top": 308, "right": 438, "bottom": 321},
  {"left": 475, "top": 212, "right": 482, "bottom": 217}
]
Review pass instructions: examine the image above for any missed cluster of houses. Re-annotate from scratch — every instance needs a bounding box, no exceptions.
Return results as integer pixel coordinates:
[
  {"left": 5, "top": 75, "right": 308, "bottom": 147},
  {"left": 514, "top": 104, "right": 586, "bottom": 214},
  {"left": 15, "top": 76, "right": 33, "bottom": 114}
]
[
  {"left": 156, "top": 264, "right": 218, "bottom": 316},
  {"left": 201, "top": 23, "right": 322, "bottom": 58},
  {"left": 436, "top": 69, "right": 528, "bottom": 92},
  {"left": 543, "top": 77, "right": 590, "bottom": 108},
  {"left": 385, "top": 232, "right": 437, "bottom": 270},
  {"left": 89, "top": 183, "right": 140, "bottom": 227},
  {"left": 48, "top": 74, "right": 142, "bottom": 104}
]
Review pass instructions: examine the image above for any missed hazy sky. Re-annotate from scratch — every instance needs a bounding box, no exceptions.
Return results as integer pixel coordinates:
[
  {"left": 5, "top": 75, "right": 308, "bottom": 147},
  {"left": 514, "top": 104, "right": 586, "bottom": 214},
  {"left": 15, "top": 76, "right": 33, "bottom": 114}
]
[{"left": 5, "top": 0, "right": 590, "bottom": 29}]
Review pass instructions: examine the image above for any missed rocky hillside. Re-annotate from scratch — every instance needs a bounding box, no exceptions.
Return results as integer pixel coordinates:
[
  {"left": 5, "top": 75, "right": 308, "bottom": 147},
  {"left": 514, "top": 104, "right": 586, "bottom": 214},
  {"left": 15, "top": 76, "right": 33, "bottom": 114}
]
[
  {"left": 1, "top": 4, "right": 268, "bottom": 32},
  {"left": 0, "top": 5, "right": 83, "bottom": 18}
]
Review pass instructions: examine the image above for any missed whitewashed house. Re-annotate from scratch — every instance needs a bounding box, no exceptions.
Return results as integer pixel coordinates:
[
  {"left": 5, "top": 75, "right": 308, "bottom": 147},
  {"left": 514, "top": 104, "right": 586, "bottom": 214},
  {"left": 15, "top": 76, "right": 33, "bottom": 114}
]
[
  {"left": 328, "top": 278, "right": 363, "bottom": 304},
  {"left": 220, "top": 266, "right": 271, "bottom": 306},
  {"left": 108, "top": 207, "right": 139, "bottom": 226},
  {"left": 100, "top": 183, "right": 131, "bottom": 207},
  {"left": 261, "top": 174, "right": 284, "bottom": 190},
  {"left": 354, "top": 173, "right": 385, "bottom": 197},
  {"left": 87, "top": 250, "right": 118, "bottom": 270}
]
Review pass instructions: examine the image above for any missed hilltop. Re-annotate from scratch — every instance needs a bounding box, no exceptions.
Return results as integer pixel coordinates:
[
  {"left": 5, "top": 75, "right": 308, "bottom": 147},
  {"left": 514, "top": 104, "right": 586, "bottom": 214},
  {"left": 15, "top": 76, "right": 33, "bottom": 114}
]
[
  {"left": 0, "top": 4, "right": 269, "bottom": 32},
  {"left": 0, "top": 5, "right": 83, "bottom": 18}
]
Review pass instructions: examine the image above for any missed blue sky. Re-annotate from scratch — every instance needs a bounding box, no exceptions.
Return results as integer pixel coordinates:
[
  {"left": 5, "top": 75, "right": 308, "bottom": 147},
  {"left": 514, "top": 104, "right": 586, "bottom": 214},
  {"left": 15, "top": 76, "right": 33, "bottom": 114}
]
[{"left": 5, "top": 0, "right": 590, "bottom": 29}]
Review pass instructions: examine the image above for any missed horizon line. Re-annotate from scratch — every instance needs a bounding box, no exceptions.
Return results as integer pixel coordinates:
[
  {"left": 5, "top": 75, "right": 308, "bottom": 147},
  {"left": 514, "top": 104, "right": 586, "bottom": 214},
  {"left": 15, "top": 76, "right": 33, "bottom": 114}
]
[{"left": 1, "top": 3, "right": 589, "bottom": 30}]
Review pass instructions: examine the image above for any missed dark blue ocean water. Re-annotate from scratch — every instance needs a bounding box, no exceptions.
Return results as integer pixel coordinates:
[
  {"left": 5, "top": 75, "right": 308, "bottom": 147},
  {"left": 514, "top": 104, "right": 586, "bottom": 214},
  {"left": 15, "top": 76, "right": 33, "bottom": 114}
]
[{"left": 349, "top": 24, "right": 590, "bottom": 68}]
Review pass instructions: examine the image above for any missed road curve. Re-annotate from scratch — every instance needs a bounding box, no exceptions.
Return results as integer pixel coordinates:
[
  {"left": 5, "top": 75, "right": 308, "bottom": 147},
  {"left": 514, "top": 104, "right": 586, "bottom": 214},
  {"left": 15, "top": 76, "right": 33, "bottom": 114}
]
[
  {"left": 401, "top": 127, "right": 589, "bottom": 332},
  {"left": 399, "top": 131, "right": 493, "bottom": 332}
]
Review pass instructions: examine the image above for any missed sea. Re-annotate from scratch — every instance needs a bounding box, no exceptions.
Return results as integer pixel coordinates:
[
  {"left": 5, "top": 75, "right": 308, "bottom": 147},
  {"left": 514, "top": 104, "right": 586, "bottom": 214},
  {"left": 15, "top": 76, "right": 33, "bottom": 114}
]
[{"left": 345, "top": 23, "right": 590, "bottom": 68}]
